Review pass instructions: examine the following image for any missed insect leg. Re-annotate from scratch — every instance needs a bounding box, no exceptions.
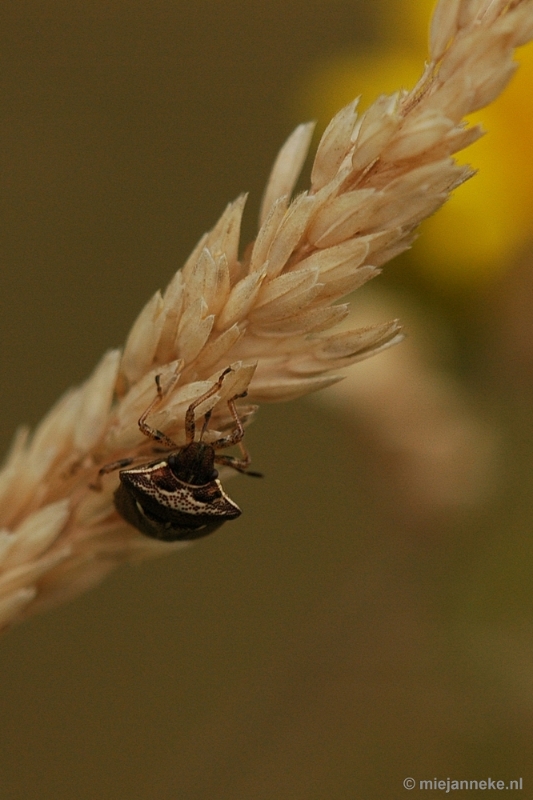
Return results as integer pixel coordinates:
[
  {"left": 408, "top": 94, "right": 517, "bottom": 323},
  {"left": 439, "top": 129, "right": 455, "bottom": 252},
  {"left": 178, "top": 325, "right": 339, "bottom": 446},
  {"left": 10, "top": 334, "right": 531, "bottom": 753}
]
[
  {"left": 138, "top": 374, "right": 179, "bottom": 449},
  {"left": 210, "top": 392, "right": 247, "bottom": 449},
  {"left": 215, "top": 445, "right": 262, "bottom": 477},
  {"left": 90, "top": 457, "right": 136, "bottom": 491},
  {"left": 212, "top": 393, "right": 262, "bottom": 476},
  {"left": 214, "top": 454, "right": 249, "bottom": 473},
  {"left": 184, "top": 366, "right": 233, "bottom": 443}
]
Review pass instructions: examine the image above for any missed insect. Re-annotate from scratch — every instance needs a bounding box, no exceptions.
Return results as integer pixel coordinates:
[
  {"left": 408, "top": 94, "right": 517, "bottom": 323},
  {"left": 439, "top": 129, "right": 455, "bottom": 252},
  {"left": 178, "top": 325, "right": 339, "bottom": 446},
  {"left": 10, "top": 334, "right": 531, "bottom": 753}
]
[{"left": 95, "top": 367, "right": 261, "bottom": 541}]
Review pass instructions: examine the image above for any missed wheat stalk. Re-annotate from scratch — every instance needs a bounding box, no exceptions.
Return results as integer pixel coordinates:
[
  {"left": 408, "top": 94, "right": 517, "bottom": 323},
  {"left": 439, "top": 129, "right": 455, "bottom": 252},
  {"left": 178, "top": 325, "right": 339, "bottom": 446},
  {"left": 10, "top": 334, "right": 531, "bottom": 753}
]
[{"left": 0, "top": 0, "right": 532, "bottom": 629}]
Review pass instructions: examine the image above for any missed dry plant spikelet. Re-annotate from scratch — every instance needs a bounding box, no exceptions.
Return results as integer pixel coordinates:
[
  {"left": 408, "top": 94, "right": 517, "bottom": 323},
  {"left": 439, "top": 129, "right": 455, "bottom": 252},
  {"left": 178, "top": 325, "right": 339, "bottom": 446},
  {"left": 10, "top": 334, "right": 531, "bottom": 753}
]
[{"left": 1, "top": 0, "right": 532, "bottom": 629}]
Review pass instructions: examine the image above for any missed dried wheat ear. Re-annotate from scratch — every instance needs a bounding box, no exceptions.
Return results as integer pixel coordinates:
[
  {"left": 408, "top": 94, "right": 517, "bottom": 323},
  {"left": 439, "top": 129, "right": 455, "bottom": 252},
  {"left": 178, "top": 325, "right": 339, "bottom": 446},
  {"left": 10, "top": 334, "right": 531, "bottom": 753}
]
[{"left": 0, "top": 0, "right": 532, "bottom": 628}]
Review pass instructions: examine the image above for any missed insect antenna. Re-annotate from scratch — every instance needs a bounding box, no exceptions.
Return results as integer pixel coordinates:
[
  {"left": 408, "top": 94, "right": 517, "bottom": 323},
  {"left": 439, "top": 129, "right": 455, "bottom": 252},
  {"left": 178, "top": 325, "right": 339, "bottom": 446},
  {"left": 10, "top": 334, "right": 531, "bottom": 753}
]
[{"left": 199, "top": 410, "right": 212, "bottom": 442}]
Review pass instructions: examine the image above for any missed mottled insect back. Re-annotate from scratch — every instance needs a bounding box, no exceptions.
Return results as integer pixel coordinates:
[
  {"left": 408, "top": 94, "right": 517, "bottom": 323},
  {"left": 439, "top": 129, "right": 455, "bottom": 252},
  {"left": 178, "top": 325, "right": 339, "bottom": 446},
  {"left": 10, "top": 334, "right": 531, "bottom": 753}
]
[
  {"left": 114, "top": 452, "right": 241, "bottom": 541},
  {"left": 100, "top": 367, "right": 257, "bottom": 542}
]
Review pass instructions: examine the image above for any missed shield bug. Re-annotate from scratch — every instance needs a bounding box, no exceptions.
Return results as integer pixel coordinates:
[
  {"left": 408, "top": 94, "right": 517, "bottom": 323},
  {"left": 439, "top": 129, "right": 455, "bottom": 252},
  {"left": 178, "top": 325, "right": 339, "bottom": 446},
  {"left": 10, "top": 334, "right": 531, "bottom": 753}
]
[{"left": 95, "top": 367, "right": 260, "bottom": 541}]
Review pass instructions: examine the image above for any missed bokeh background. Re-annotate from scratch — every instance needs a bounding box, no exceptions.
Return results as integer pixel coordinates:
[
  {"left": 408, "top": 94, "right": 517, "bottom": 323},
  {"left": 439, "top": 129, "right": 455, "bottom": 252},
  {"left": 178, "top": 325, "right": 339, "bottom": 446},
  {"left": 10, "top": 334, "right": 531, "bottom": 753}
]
[{"left": 1, "top": 0, "right": 533, "bottom": 797}]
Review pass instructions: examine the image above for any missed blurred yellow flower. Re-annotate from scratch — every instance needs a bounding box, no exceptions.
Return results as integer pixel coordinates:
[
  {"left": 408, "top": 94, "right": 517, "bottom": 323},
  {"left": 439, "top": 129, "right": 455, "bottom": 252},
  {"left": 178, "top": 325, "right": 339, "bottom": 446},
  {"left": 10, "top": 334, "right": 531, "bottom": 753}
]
[{"left": 297, "top": 0, "right": 533, "bottom": 288}]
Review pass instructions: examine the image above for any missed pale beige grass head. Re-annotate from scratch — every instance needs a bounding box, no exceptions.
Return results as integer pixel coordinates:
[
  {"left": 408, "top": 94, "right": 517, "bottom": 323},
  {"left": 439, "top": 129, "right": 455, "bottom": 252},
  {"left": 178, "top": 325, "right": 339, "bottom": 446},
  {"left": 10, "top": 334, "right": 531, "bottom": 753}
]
[{"left": 1, "top": 0, "right": 532, "bottom": 628}]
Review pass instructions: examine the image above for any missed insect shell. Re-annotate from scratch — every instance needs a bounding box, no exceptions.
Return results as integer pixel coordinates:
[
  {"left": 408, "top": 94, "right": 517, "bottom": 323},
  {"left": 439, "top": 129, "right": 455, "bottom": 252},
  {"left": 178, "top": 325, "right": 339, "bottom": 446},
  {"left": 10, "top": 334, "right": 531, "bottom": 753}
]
[
  {"left": 97, "top": 367, "right": 259, "bottom": 542},
  {"left": 114, "top": 441, "right": 241, "bottom": 542}
]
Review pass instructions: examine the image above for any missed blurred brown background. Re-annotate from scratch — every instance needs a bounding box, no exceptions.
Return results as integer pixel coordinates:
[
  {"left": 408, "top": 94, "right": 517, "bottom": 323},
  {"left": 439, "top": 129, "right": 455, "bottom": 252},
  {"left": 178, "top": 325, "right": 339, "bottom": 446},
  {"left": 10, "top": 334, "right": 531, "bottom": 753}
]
[{"left": 2, "top": 1, "right": 533, "bottom": 798}]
